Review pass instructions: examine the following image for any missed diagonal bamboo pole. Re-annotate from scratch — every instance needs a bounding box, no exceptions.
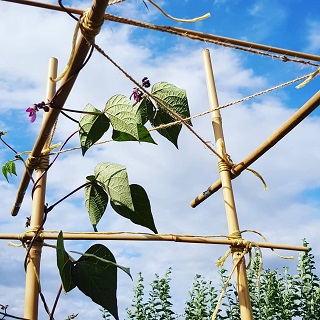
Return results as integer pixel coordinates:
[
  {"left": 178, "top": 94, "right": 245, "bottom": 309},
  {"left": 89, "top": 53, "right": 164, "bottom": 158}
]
[
  {"left": 190, "top": 89, "right": 320, "bottom": 208},
  {"left": 11, "top": 0, "right": 110, "bottom": 216},
  {"left": 3, "top": 0, "right": 320, "bottom": 63},
  {"left": 202, "top": 49, "right": 252, "bottom": 320},
  {"left": 24, "top": 57, "right": 57, "bottom": 320}
]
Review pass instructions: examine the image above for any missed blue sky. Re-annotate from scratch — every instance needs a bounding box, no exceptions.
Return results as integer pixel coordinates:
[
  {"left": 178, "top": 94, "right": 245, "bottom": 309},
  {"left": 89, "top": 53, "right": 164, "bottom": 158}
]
[{"left": 0, "top": 0, "right": 320, "bottom": 318}]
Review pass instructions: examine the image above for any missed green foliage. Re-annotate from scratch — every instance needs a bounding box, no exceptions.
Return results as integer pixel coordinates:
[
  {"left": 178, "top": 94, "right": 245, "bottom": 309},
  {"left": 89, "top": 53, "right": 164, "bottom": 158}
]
[
  {"left": 126, "top": 272, "right": 147, "bottom": 320},
  {"left": 184, "top": 274, "right": 219, "bottom": 319},
  {"left": 94, "top": 162, "right": 134, "bottom": 211},
  {"left": 294, "top": 240, "right": 320, "bottom": 319},
  {"left": 56, "top": 232, "right": 76, "bottom": 292},
  {"left": 111, "top": 184, "right": 158, "bottom": 233},
  {"left": 84, "top": 163, "right": 157, "bottom": 233},
  {"left": 57, "top": 232, "right": 132, "bottom": 320},
  {"left": 78, "top": 82, "right": 190, "bottom": 154},
  {"left": 105, "top": 94, "right": 142, "bottom": 141},
  {"left": 150, "top": 82, "right": 191, "bottom": 148},
  {"left": 72, "top": 244, "right": 120, "bottom": 320},
  {"left": 2, "top": 160, "right": 17, "bottom": 182},
  {"left": 101, "top": 244, "right": 320, "bottom": 319},
  {"left": 79, "top": 103, "right": 110, "bottom": 156},
  {"left": 84, "top": 175, "right": 109, "bottom": 231},
  {"left": 125, "top": 268, "right": 176, "bottom": 320}
]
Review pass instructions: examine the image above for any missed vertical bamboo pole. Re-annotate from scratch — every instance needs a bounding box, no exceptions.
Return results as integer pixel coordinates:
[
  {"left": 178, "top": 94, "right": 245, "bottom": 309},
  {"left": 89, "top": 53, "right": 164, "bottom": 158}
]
[
  {"left": 24, "top": 58, "right": 58, "bottom": 320},
  {"left": 202, "top": 49, "right": 252, "bottom": 320}
]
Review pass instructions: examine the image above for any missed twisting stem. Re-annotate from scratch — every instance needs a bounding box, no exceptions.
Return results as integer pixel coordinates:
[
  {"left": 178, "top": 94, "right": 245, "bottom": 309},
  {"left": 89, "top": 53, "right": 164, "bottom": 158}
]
[
  {"left": 0, "top": 311, "right": 29, "bottom": 320},
  {"left": 0, "top": 135, "right": 19, "bottom": 154},
  {"left": 49, "top": 284, "right": 63, "bottom": 320},
  {"left": 46, "top": 181, "right": 91, "bottom": 214}
]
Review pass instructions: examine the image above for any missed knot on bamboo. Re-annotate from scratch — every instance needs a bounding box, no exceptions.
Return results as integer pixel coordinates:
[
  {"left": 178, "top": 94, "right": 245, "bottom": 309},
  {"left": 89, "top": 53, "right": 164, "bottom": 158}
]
[
  {"left": 230, "top": 239, "right": 252, "bottom": 251},
  {"left": 18, "top": 228, "right": 43, "bottom": 244},
  {"left": 218, "top": 160, "right": 230, "bottom": 172},
  {"left": 26, "top": 154, "right": 49, "bottom": 171},
  {"left": 80, "top": 9, "right": 105, "bottom": 42}
]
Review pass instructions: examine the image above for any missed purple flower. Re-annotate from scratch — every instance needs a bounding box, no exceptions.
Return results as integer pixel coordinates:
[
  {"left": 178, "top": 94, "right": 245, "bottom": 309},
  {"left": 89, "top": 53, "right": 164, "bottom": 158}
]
[
  {"left": 130, "top": 77, "right": 151, "bottom": 104},
  {"left": 130, "top": 88, "right": 144, "bottom": 103},
  {"left": 26, "top": 106, "right": 38, "bottom": 123}
]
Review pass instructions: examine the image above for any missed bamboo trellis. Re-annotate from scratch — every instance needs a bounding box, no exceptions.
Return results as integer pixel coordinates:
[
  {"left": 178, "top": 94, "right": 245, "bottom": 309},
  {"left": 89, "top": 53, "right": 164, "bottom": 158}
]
[{"left": 0, "top": 1, "right": 319, "bottom": 319}]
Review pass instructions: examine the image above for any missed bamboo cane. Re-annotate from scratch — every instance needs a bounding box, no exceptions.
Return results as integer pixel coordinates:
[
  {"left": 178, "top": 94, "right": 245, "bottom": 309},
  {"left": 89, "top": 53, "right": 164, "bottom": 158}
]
[
  {"left": 23, "top": 57, "right": 57, "bottom": 320},
  {"left": 3, "top": 231, "right": 309, "bottom": 251},
  {"left": 11, "top": 0, "right": 110, "bottom": 216},
  {"left": 202, "top": 49, "right": 252, "bottom": 320},
  {"left": 3, "top": 0, "right": 320, "bottom": 63},
  {"left": 190, "top": 89, "right": 320, "bottom": 208}
]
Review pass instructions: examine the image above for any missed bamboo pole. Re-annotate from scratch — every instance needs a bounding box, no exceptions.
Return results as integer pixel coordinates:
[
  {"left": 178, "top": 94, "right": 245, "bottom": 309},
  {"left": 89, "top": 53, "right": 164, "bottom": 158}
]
[
  {"left": 23, "top": 57, "right": 57, "bottom": 320},
  {"left": 3, "top": 0, "right": 320, "bottom": 64},
  {"left": 202, "top": 49, "right": 252, "bottom": 320},
  {"left": 190, "top": 89, "right": 320, "bottom": 208},
  {"left": 11, "top": 0, "right": 110, "bottom": 216},
  {"left": 2, "top": 231, "right": 309, "bottom": 251}
]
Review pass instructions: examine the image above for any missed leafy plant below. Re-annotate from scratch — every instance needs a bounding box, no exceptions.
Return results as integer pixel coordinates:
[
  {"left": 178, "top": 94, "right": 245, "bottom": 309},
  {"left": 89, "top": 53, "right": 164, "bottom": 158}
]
[{"left": 100, "top": 241, "right": 320, "bottom": 319}]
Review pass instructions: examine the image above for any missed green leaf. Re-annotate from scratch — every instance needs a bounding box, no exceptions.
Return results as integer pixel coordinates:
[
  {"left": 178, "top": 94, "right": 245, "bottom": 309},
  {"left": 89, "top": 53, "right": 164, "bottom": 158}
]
[
  {"left": 56, "top": 231, "right": 76, "bottom": 292},
  {"left": 104, "top": 95, "right": 139, "bottom": 141},
  {"left": 72, "top": 244, "right": 119, "bottom": 320},
  {"left": 94, "top": 163, "right": 134, "bottom": 211},
  {"left": 150, "top": 82, "right": 191, "bottom": 148},
  {"left": 2, "top": 160, "right": 17, "bottom": 182},
  {"left": 79, "top": 104, "right": 110, "bottom": 156},
  {"left": 149, "top": 108, "right": 181, "bottom": 148},
  {"left": 111, "top": 184, "right": 158, "bottom": 233},
  {"left": 84, "top": 176, "right": 109, "bottom": 231},
  {"left": 112, "top": 124, "right": 156, "bottom": 144},
  {"left": 135, "top": 98, "right": 155, "bottom": 125}
]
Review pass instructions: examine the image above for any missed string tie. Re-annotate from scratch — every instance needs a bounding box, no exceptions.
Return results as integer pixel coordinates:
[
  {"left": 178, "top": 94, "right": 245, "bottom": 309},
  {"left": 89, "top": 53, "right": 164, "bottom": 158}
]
[
  {"left": 25, "top": 143, "right": 61, "bottom": 170},
  {"left": 296, "top": 67, "right": 320, "bottom": 88},
  {"left": 80, "top": 9, "right": 105, "bottom": 43},
  {"left": 147, "top": 0, "right": 210, "bottom": 23}
]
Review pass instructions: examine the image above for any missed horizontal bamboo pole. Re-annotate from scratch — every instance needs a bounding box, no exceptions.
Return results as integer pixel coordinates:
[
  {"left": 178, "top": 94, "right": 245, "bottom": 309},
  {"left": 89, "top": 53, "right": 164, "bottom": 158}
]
[
  {"left": 11, "top": 0, "right": 110, "bottom": 216},
  {"left": 3, "top": 0, "right": 320, "bottom": 63},
  {"left": 2, "top": 231, "right": 309, "bottom": 252},
  {"left": 191, "top": 90, "right": 320, "bottom": 208}
]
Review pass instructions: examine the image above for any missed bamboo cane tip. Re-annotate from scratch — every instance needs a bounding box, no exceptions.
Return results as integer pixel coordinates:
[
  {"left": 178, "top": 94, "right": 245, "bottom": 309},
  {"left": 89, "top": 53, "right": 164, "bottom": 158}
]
[{"left": 11, "top": 204, "right": 20, "bottom": 216}]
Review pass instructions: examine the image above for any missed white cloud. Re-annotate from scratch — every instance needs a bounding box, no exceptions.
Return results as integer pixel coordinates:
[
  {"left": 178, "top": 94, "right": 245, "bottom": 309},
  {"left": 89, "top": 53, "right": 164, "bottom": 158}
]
[
  {"left": 0, "top": 1, "right": 319, "bottom": 319},
  {"left": 306, "top": 20, "right": 320, "bottom": 53}
]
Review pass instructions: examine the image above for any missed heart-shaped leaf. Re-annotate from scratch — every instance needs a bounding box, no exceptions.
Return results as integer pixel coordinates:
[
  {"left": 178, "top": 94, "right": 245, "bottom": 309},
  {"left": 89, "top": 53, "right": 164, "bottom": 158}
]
[
  {"left": 94, "top": 163, "right": 134, "bottom": 211},
  {"left": 111, "top": 184, "right": 158, "bottom": 233},
  {"left": 56, "top": 231, "right": 76, "bottom": 292},
  {"left": 149, "top": 82, "right": 191, "bottom": 147},
  {"left": 84, "top": 176, "right": 109, "bottom": 231},
  {"left": 151, "top": 82, "right": 191, "bottom": 123},
  {"left": 104, "top": 95, "right": 140, "bottom": 141},
  {"left": 79, "top": 104, "right": 110, "bottom": 156},
  {"left": 72, "top": 244, "right": 119, "bottom": 320}
]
